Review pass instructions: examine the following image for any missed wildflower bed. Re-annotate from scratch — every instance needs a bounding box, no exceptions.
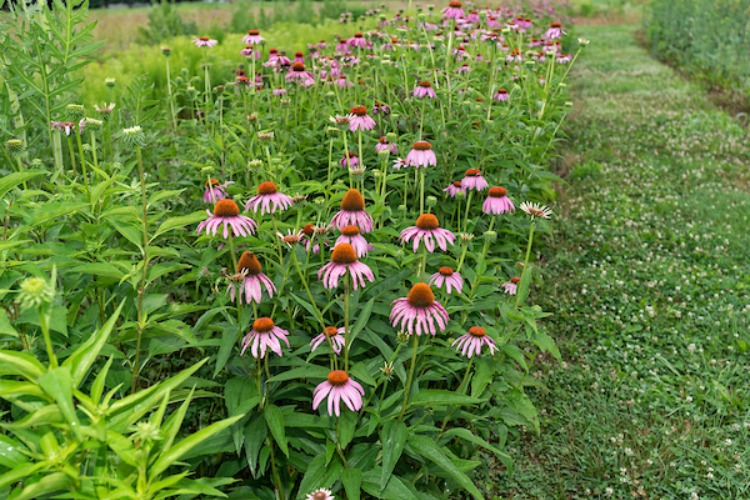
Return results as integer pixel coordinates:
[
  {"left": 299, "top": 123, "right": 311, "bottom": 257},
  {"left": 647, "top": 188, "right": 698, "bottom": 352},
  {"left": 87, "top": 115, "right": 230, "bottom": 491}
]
[{"left": 0, "top": 1, "right": 582, "bottom": 497}]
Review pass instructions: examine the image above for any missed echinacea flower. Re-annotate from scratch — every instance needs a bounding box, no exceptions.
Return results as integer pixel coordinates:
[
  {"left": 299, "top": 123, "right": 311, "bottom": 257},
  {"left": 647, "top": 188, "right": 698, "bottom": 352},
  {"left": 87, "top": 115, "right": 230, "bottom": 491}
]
[
  {"left": 373, "top": 102, "right": 391, "bottom": 115},
  {"left": 50, "top": 121, "right": 78, "bottom": 136},
  {"left": 348, "top": 32, "right": 371, "bottom": 48},
  {"left": 390, "top": 282, "right": 450, "bottom": 336},
  {"left": 482, "top": 186, "right": 515, "bottom": 214},
  {"left": 519, "top": 202, "right": 553, "bottom": 219},
  {"left": 312, "top": 370, "right": 365, "bottom": 417},
  {"left": 400, "top": 213, "right": 455, "bottom": 253},
  {"left": 203, "top": 178, "right": 233, "bottom": 203},
  {"left": 193, "top": 36, "right": 218, "bottom": 48},
  {"left": 444, "top": 180, "right": 465, "bottom": 198},
  {"left": 241, "top": 45, "right": 260, "bottom": 58},
  {"left": 306, "top": 488, "right": 335, "bottom": 500},
  {"left": 229, "top": 251, "right": 276, "bottom": 304},
  {"left": 441, "top": 0, "right": 465, "bottom": 19},
  {"left": 318, "top": 243, "right": 375, "bottom": 290},
  {"left": 331, "top": 189, "right": 374, "bottom": 233},
  {"left": 430, "top": 266, "right": 464, "bottom": 294},
  {"left": 241, "top": 317, "right": 290, "bottom": 358},
  {"left": 349, "top": 105, "right": 376, "bottom": 132},
  {"left": 243, "top": 29, "right": 265, "bottom": 44},
  {"left": 335, "top": 75, "right": 353, "bottom": 88},
  {"left": 544, "top": 21, "right": 563, "bottom": 40},
  {"left": 405, "top": 141, "right": 437, "bottom": 168},
  {"left": 197, "top": 199, "right": 257, "bottom": 239},
  {"left": 502, "top": 276, "right": 520, "bottom": 295},
  {"left": 287, "top": 62, "right": 315, "bottom": 86},
  {"left": 339, "top": 152, "right": 360, "bottom": 168},
  {"left": 335, "top": 225, "right": 370, "bottom": 257},
  {"left": 310, "top": 326, "right": 346, "bottom": 354},
  {"left": 493, "top": 88, "right": 509, "bottom": 102},
  {"left": 461, "top": 168, "right": 489, "bottom": 191},
  {"left": 375, "top": 136, "right": 398, "bottom": 155},
  {"left": 452, "top": 326, "right": 497, "bottom": 357},
  {"left": 413, "top": 81, "right": 436, "bottom": 99},
  {"left": 277, "top": 229, "right": 304, "bottom": 247},
  {"left": 245, "top": 181, "right": 293, "bottom": 215}
]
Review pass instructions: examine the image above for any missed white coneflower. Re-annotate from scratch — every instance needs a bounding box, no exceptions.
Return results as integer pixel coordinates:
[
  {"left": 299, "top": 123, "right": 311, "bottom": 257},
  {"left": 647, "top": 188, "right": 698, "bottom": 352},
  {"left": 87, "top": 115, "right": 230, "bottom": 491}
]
[{"left": 519, "top": 201, "right": 553, "bottom": 219}]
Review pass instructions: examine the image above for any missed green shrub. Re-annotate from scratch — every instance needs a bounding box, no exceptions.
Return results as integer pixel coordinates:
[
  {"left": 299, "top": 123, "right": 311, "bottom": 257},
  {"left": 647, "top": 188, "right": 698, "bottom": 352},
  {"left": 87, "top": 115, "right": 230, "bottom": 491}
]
[{"left": 137, "top": 0, "right": 199, "bottom": 45}]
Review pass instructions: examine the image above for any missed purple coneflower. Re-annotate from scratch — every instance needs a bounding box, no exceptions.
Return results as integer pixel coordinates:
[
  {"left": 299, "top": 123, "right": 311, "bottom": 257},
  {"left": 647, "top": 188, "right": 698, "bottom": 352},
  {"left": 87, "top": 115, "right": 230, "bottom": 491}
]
[
  {"left": 306, "top": 489, "right": 334, "bottom": 500},
  {"left": 493, "top": 88, "right": 509, "bottom": 102},
  {"left": 461, "top": 168, "right": 489, "bottom": 191},
  {"left": 203, "top": 178, "right": 233, "bottom": 203},
  {"left": 390, "top": 283, "right": 449, "bottom": 336},
  {"left": 50, "top": 121, "right": 78, "bottom": 137},
  {"left": 502, "top": 276, "right": 520, "bottom": 295},
  {"left": 335, "top": 75, "right": 353, "bottom": 88},
  {"left": 405, "top": 141, "right": 437, "bottom": 168},
  {"left": 349, "top": 105, "right": 376, "bottom": 132},
  {"left": 241, "top": 45, "right": 260, "bottom": 58},
  {"left": 229, "top": 251, "right": 276, "bottom": 304},
  {"left": 318, "top": 243, "right": 375, "bottom": 290},
  {"left": 430, "top": 266, "right": 464, "bottom": 294},
  {"left": 241, "top": 317, "right": 290, "bottom": 358},
  {"left": 335, "top": 225, "right": 369, "bottom": 257},
  {"left": 245, "top": 181, "right": 293, "bottom": 215},
  {"left": 193, "top": 36, "right": 217, "bottom": 48},
  {"left": 277, "top": 229, "right": 304, "bottom": 248},
  {"left": 456, "top": 64, "right": 471, "bottom": 74},
  {"left": 375, "top": 136, "right": 398, "bottom": 155},
  {"left": 413, "top": 80, "right": 436, "bottom": 99},
  {"left": 273, "top": 87, "right": 287, "bottom": 96},
  {"left": 310, "top": 326, "right": 346, "bottom": 354},
  {"left": 400, "top": 213, "right": 456, "bottom": 252},
  {"left": 519, "top": 201, "right": 553, "bottom": 219},
  {"left": 312, "top": 370, "right": 365, "bottom": 416},
  {"left": 444, "top": 180, "right": 465, "bottom": 198},
  {"left": 331, "top": 189, "right": 374, "bottom": 233},
  {"left": 243, "top": 29, "right": 264, "bottom": 44},
  {"left": 373, "top": 101, "right": 391, "bottom": 115},
  {"left": 392, "top": 157, "right": 406, "bottom": 169},
  {"left": 287, "top": 62, "right": 315, "bottom": 86},
  {"left": 339, "top": 151, "right": 360, "bottom": 168},
  {"left": 452, "top": 326, "right": 497, "bottom": 358},
  {"left": 335, "top": 39, "right": 350, "bottom": 54},
  {"left": 348, "top": 32, "right": 371, "bottom": 48},
  {"left": 197, "top": 199, "right": 257, "bottom": 239},
  {"left": 441, "top": 0, "right": 465, "bottom": 19},
  {"left": 293, "top": 51, "right": 305, "bottom": 64},
  {"left": 483, "top": 186, "right": 515, "bottom": 214},
  {"left": 544, "top": 21, "right": 563, "bottom": 40}
]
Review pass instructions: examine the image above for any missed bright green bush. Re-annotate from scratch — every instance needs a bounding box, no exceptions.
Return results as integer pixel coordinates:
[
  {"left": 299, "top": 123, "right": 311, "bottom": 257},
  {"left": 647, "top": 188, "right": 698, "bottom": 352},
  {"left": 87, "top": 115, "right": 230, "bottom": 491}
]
[{"left": 646, "top": 0, "right": 750, "bottom": 93}]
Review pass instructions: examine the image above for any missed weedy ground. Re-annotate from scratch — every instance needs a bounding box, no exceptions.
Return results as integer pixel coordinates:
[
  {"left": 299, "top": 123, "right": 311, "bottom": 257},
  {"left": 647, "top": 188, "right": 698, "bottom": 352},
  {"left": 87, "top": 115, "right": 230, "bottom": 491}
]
[{"left": 483, "top": 23, "right": 750, "bottom": 499}]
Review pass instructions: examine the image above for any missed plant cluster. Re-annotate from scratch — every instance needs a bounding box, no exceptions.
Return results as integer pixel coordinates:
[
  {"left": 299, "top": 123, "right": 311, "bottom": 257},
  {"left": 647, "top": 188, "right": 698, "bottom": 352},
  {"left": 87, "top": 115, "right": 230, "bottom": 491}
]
[{"left": 0, "top": 0, "right": 583, "bottom": 497}]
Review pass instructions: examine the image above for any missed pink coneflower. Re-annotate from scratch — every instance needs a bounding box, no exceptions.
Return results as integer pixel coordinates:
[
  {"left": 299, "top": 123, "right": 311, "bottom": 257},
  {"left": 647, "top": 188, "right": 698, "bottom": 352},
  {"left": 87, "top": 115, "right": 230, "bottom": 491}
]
[
  {"left": 241, "top": 45, "right": 260, "bottom": 58},
  {"left": 203, "top": 178, "right": 233, "bottom": 203},
  {"left": 286, "top": 62, "right": 315, "bottom": 86},
  {"left": 375, "top": 136, "right": 398, "bottom": 155},
  {"left": 444, "top": 180, "right": 465, "bottom": 198},
  {"left": 241, "top": 317, "right": 290, "bottom": 358},
  {"left": 331, "top": 189, "right": 374, "bottom": 233},
  {"left": 453, "top": 45, "right": 469, "bottom": 58},
  {"left": 452, "top": 326, "right": 497, "bottom": 358},
  {"left": 335, "top": 39, "right": 350, "bottom": 54},
  {"left": 229, "top": 251, "right": 276, "bottom": 304},
  {"left": 335, "top": 75, "right": 353, "bottom": 88},
  {"left": 544, "top": 21, "right": 563, "bottom": 40},
  {"left": 197, "top": 199, "right": 257, "bottom": 239},
  {"left": 312, "top": 370, "right": 365, "bottom": 417},
  {"left": 193, "top": 36, "right": 217, "bottom": 48},
  {"left": 557, "top": 53, "right": 572, "bottom": 63},
  {"left": 318, "top": 243, "right": 375, "bottom": 290},
  {"left": 441, "top": 0, "right": 465, "bottom": 19},
  {"left": 301, "top": 223, "right": 322, "bottom": 254},
  {"left": 50, "top": 121, "right": 79, "bottom": 136},
  {"left": 373, "top": 101, "right": 391, "bottom": 115},
  {"left": 461, "top": 168, "right": 489, "bottom": 191},
  {"left": 243, "top": 29, "right": 264, "bottom": 45},
  {"left": 348, "top": 32, "right": 371, "bottom": 48},
  {"left": 456, "top": 64, "right": 471, "bottom": 74},
  {"left": 405, "top": 141, "right": 437, "bottom": 168},
  {"left": 392, "top": 157, "right": 406, "bottom": 169},
  {"left": 306, "top": 489, "right": 334, "bottom": 500},
  {"left": 502, "top": 276, "right": 520, "bottom": 295},
  {"left": 293, "top": 51, "right": 305, "bottom": 63},
  {"left": 339, "top": 151, "right": 360, "bottom": 168},
  {"left": 245, "top": 181, "right": 293, "bottom": 215},
  {"left": 335, "top": 225, "right": 369, "bottom": 257},
  {"left": 277, "top": 229, "right": 304, "bottom": 248},
  {"left": 519, "top": 201, "right": 553, "bottom": 219},
  {"left": 483, "top": 186, "right": 515, "bottom": 214},
  {"left": 273, "top": 87, "right": 287, "bottom": 96},
  {"left": 390, "top": 283, "right": 449, "bottom": 336},
  {"left": 349, "top": 105, "right": 376, "bottom": 132},
  {"left": 430, "top": 266, "right": 464, "bottom": 294},
  {"left": 413, "top": 81, "right": 436, "bottom": 99},
  {"left": 400, "top": 213, "right": 456, "bottom": 253},
  {"left": 493, "top": 88, "right": 509, "bottom": 102},
  {"left": 310, "top": 326, "right": 346, "bottom": 354}
]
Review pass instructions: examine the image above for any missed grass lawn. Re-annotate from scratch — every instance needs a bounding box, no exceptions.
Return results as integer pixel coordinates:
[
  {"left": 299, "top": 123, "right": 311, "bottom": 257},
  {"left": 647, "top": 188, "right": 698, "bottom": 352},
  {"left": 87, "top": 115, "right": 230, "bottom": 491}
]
[{"left": 484, "top": 23, "right": 750, "bottom": 499}]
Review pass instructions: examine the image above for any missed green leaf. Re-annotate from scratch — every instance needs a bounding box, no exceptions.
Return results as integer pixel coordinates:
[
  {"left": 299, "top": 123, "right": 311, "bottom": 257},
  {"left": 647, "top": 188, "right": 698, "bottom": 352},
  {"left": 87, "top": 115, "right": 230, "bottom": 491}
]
[
  {"left": 407, "top": 435, "right": 483, "bottom": 499},
  {"left": 349, "top": 298, "right": 374, "bottom": 344},
  {"left": 532, "top": 331, "right": 561, "bottom": 362},
  {"left": 380, "top": 420, "right": 408, "bottom": 487},
  {"left": 363, "top": 470, "right": 422, "bottom": 500},
  {"left": 267, "top": 365, "right": 330, "bottom": 383},
  {"left": 38, "top": 367, "right": 81, "bottom": 436},
  {"left": 62, "top": 301, "right": 123, "bottom": 387},
  {"left": 298, "top": 455, "right": 343, "bottom": 496},
  {"left": 341, "top": 467, "right": 362, "bottom": 500},
  {"left": 0, "top": 310, "right": 18, "bottom": 338},
  {"left": 440, "top": 428, "right": 512, "bottom": 468},
  {"left": 150, "top": 414, "right": 243, "bottom": 479},
  {"left": 264, "top": 404, "right": 288, "bottom": 457},
  {"left": 151, "top": 211, "right": 207, "bottom": 242},
  {"left": 0, "top": 435, "right": 29, "bottom": 469},
  {"left": 0, "top": 171, "right": 45, "bottom": 199},
  {"left": 470, "top": 358, "right": 493, "bottom": 398},
  {"left": 10, "top": 471, "right": 72, "bottom": 500},
  {"left": 410, "top": 390, "right": 481, "bottom": 407},
  {"left": 0, "top": 350, "right": 46, "bottom": 381}
]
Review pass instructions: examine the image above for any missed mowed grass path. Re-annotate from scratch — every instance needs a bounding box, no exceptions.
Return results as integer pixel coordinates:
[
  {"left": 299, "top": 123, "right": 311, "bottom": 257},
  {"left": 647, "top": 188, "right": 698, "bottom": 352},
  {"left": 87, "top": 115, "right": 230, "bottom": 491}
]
[{"left": 491, "top": 23, "right": 750, "bottom": 499}]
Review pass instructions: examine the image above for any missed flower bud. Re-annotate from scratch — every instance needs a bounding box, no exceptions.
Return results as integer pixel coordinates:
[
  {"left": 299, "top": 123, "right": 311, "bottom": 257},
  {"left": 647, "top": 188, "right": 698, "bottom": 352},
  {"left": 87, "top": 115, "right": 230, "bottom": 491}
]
[
  {"left": 483, "top": 230, "right": 497, "bottom": 242},
  {"left": 426, "top": 195, "right": 437, "bottom": 208},
  {"left": 121, "top": 125, "right": 146, "bottom": 147},
  {"left": 5, "top": 139, "right": 24, "bottom": 153},
  {"left": 105, "top": 77, "right": 116, "bottom": 87},
  {"left": 17, "top": 276, "right": 54, "bottom": 310},
  {"left": 66, "top": 104, "right": 85, "bottom": 121}
]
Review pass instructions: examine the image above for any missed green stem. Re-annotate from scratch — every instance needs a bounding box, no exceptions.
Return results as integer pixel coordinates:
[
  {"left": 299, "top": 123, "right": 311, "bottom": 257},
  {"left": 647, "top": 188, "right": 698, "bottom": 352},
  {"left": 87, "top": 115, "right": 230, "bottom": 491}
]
[
  {"left": 39, "top": 307, "right": 58, "bottom": 368},
  {"left": 132, "top": 145, "right": 150, "bottom": 393},
  {"left": 343, "top": 274, "right": 351, "bottom": 371},
  {"left": 398, "top": 333, "right": 420, "bottom": 420}
]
